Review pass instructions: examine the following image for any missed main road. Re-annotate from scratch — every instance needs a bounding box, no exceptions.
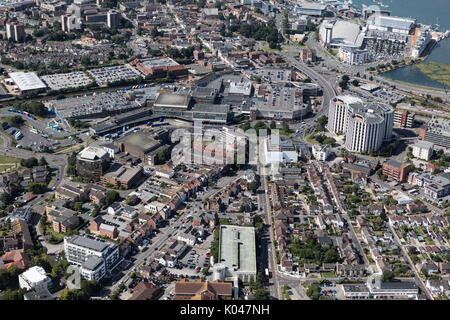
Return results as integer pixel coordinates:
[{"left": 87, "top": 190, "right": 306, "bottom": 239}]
[{"left": 257, "top": 155, "right": 282, "bottom": 300}]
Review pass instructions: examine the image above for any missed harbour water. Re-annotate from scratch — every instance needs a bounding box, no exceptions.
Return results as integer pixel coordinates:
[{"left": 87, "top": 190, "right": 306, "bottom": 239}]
[{"left": 350, "top": 0, "right": 450, "bottom": 89}]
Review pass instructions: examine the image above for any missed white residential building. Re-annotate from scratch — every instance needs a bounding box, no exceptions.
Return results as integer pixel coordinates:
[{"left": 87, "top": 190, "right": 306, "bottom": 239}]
[
  {"left": 312, "top": 144, "right": 330, "bottom": 161},
  {"left": 64, "top": 235, "right": 121, "bottom": 280},
  {"left": 338, "top": 47, "right": 371, "bottom": 65},
  {"left": 391, "top": 191, "right": 413, "bottom": 205},
  {"left": 412, "top": 141, "right": 434, "bottom": 160},
  {"left": 328, "top": 96, "right": 394, "bottom": 153},
  {"left": 145, "top": 201, "right": 169, "bottom": 216},
  {"left": 19, "top": 266, "right": 52, "bottom": 291}
]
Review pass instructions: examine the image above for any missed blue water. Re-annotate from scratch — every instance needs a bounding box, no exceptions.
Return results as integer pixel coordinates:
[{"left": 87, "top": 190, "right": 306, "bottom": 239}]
[
  {"left": 351, "top": 0, "right": 450, "bottom": 29},
  {"left": 351, "top": 0, "right": 450, "bottom": 89}
]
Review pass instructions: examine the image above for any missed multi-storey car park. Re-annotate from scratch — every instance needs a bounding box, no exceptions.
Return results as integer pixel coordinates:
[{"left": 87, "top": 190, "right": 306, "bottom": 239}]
[
  {"left": 215, "top": 225, "right": 257, "bottom": 283},
  {"left": 251, "top": 85, "right": 311, "bottom": 120},
  {"left": 419, "top": 116, "right": 450, "bottom": 149}
]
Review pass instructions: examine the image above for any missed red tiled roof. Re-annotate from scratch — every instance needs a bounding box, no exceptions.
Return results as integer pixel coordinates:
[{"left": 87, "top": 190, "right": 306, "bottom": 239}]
[{"left": 1, "top": 250, "right": 30, "bottom": 269}]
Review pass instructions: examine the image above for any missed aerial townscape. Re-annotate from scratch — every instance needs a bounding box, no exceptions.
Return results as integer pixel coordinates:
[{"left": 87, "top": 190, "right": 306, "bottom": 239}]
[{"left": 0, "top": 0, "right": 449, "bottom": 305}]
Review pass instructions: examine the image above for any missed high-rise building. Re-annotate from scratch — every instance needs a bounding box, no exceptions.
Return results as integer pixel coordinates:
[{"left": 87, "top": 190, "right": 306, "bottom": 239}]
[
  {"left": 328, "top": 96, "right": 394, "bottom": 153},
  {"left": 61, "top": 14, "right": 81, "bottom": 33},
  {"left": 107, "top": 10, "right": 120, "bottom": 28},
  {"left": 6, "top": 22, "right": 25, "bottom": 42}
]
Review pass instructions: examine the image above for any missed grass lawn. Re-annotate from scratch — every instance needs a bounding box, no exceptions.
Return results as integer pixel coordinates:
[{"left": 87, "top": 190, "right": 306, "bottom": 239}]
[
  {"left": 305, "top": 134, "right": 319, "bottom": 145},
  {"left": 322, "top": 272, "right": 336, "bottom": 277},
  {"left": 48, "top": 175, "right": 57, "bottom": 188},
  {"left": 54, "top": 143, "right": 79, "bottom": 154},
  {"left": 0, "top": 155, "right": 21, "bottom": 173},
  {"left": 262, "top": 46, "right": 280, "bottom": 53},
  {"left": 279, "top": 129, "right": 295, "bottom": 138},
  {"left": 0, "top": 155, "right": 21, "bottom": 164}
]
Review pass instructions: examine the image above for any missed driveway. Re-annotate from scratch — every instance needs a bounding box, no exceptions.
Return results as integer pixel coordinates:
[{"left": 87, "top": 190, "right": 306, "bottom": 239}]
[{"left": 36, "top": 220, "right": 65, "bottom": 254}]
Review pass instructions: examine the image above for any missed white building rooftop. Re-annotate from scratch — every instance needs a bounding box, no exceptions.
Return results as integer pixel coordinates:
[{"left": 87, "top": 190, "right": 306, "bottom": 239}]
[
  {"left": 20, "top": 266, "right": 48, "bottom": 284},
  {"left": 78, "top": 147, "right": 108, "bottom": 160},
  {"left": 8, "top": 72, "right": 47, "bottom": 92}
]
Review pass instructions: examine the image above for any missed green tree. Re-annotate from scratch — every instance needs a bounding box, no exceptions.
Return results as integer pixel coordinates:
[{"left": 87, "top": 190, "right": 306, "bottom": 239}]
[
  {"left": 306, "top": 283, "right": 321, "bottom": 300},
  {"left": 254, "top": 288, "right": 270, "bottom": 300},
  {"left": 1, "top": 288, "right": 28, "bottom": 300},
  {"left": 32, "top": 254, "right": 52, "bottom": 273},
  {"left": 28, "top": 182, "right": 46, "bottom": 194},
  {"left": 20, "top": 157, "right": 38, "bottom": 168},
  {"left": 60, "top": 288, "right": 78, "bottom": 300},
  {"left": 39, "top": 157, "right": 48, "bottom": 166},
  {"left": 104, "top": 190, "right": 120, "bottom": 208},
  {"left": 73, "top": 202, "right": 83, "bottom": 212},
  {"left": 9, "top": 115, "right": 24, "bottom": 126},
  {"left": 382, "top": 270, "right": 395, "bottom": 282},
  {"left": 92, "top": 204, "right": 100, "bottom": 217},
  {"left": 248, "top": 181, "right": 260, "bottom": 191}
]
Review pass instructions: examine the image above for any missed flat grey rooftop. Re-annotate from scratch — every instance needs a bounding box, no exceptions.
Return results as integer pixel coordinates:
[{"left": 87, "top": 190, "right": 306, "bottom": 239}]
[
  {"left": 154, "top": 92, "right": 190, "bottom": 108},
  {"left": 116, "top": 133, "right": 159, "bottom": 152},
  {"left": 219, "top": 225, "right": 256, "bottom": 275},
  {"left": 82, "top": 255, "right": 104, "bottom": 271},
  {"left": 66, "top": 235, "right": 109, "bottom": 252}
]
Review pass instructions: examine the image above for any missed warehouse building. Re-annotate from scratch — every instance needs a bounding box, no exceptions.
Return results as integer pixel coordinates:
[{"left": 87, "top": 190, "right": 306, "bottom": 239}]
[
  {"left": 114, "top": 133, "right": 163, "bottom": 165},
  {"left": 90, "top": 107, "right": 153, "bottom": 135},
  {"left": 4, "top": 72, "right": 47, "bottom": 95},
  {"left": 191, "top": 104, "right": 231, "bottom": 124},
  {"left": 295, "top": 2, "right": 327, "bottom": 16},
  {"left": 367, "top": 16, "right": 416, "bottom": 35}
]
